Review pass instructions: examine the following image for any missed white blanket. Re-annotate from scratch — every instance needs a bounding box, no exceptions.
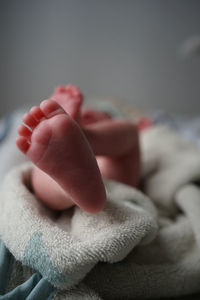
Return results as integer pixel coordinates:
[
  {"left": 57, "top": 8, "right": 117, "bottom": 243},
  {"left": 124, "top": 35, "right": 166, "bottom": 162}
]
[{"left": 1, "top": 123, "right": 200, "bottom": 299}]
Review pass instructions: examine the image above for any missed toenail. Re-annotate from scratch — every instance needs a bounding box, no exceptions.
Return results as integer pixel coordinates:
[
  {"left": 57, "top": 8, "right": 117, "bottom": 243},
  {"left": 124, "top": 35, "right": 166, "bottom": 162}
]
[{"left": 22, "top": 123, "right": 33, "bottom": 132}]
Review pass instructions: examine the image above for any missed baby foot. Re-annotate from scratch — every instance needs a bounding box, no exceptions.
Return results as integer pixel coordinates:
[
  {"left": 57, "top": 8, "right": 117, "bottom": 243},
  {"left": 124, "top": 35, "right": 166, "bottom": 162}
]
[
  {"left": 16, "top": 99, "right": 106, "bottom": 213},
  {"left": 51, "top": 84, "right": 83, "bottom": 121}
]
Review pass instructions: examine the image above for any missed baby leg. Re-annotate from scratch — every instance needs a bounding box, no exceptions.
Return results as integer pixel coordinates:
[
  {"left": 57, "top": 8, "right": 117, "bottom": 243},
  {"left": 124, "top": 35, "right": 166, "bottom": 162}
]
[
  {"left": 51, "top": 85, "right": 140, "bottom": 187},
  {"left": 80, "top": 108, "right": 111, "bottom": 125},
  {"left": 16, "top": 100, "right": 106, "bottom": 213},
  {"left": 84, "top": 119, "right": 140, "bottom": 187}
]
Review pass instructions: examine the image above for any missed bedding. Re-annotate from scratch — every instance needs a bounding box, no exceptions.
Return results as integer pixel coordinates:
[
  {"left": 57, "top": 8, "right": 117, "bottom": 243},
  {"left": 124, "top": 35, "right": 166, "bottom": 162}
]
[{"left": 1, "top": 104, "right": 200, "bottom": 299}]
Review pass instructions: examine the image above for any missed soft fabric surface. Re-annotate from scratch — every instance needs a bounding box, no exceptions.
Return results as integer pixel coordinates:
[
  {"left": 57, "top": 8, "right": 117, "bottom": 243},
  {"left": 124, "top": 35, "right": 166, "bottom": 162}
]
[
  {"left": 150, "top": 109, "right": 200, "bottom": 147},
  {"left": 0, "top": 163, "right": 157, "bottom": 291},
  {"left": 1, "top": 122, "right": 200, "bottom": 299}
]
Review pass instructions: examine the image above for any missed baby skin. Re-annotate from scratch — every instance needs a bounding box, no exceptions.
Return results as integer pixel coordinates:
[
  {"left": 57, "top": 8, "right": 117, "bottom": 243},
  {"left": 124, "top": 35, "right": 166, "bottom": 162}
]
[{"left": 16, "top": 85, "right": 140, "bottom": 213}]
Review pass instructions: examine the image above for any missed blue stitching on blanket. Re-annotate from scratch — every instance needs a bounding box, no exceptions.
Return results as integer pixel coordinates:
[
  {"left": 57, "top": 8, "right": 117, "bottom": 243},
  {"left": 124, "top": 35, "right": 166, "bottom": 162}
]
[
  {"left": 0, "top": 239, "right": 57, "bottom": 299},
  {"left": 23, "top": 232, "right": 75, "bottom": 288}
]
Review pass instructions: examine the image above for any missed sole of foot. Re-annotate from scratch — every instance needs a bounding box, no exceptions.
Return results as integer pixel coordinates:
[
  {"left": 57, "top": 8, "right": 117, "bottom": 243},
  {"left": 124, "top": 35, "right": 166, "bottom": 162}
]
[{"left": 16, "top": 99, "right": 106, "bottom": 213}]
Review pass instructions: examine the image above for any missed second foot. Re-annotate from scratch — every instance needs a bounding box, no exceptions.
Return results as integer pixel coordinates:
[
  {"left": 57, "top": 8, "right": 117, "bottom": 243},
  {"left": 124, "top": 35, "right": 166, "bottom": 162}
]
[
  {"left": 16, "top": 99, "right": 106, "bottom": 213},
  {"left": 51, "top": 84, "right": 83, "bottom": 121}
]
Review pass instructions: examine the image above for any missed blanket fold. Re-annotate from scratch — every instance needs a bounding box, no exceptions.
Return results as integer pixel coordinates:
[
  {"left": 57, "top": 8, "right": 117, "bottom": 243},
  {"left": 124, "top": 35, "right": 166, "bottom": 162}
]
[{"left": 0, "top": 164, "right": 157, "bottom": 290}]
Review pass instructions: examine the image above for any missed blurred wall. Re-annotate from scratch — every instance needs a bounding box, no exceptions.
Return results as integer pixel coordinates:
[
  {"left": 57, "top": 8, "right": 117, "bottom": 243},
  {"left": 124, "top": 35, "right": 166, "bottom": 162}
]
[{"left": 1, "top": 0, "right": 200, "bottom": 116}]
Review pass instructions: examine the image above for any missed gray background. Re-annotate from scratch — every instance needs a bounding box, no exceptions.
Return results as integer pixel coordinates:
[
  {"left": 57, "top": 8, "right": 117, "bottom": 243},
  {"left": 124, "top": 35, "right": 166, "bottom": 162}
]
[{"left": 1, "top": 0, "right": 200, "bottom": 117}]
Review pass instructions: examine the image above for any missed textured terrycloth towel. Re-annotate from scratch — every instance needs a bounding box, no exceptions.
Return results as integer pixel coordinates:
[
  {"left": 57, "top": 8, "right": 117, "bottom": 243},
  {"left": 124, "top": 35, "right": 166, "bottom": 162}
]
[{"left": 1, "top": 125, "right": 200, "bottom": 299}]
